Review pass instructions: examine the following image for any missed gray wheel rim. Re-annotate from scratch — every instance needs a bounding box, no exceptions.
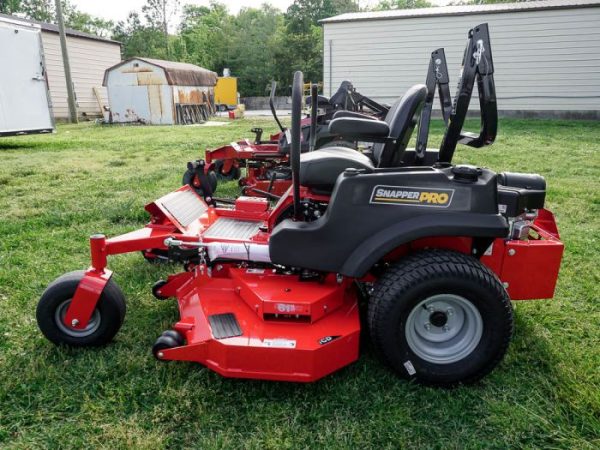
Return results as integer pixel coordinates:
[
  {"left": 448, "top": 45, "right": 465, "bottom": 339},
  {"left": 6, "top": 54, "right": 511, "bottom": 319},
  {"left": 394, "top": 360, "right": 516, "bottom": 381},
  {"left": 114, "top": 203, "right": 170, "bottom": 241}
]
[
  {"left": 405, "top": 294, "right": 483, "bottom": 365},
  {"left": 54, "top": 299, "right": 101, "bottom": 338}
]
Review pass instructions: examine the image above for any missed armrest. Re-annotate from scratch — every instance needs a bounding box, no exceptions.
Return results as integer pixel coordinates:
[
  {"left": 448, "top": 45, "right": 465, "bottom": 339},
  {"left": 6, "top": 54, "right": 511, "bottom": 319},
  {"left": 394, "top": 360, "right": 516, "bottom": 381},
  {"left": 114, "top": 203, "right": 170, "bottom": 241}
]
[
  {"left": 329, "top": 117, "right": 390, "bottom": 140},
  {"left": 332, "top": 110, "right": 378, "bottom": 120}
]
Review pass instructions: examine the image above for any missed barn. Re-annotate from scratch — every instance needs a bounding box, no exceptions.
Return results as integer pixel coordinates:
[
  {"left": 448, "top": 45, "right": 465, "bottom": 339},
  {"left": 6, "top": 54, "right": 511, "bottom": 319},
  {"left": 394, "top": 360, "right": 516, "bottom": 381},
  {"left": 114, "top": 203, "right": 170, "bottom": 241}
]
[
  {"left": 321, "top": 0, "right": 600, "bottom": 119},
  {"left": 103, "top": 58, "right": 218, "bottom": 125},
  {"left": 0, "top": 13, "right": 121, "bottom": 120}
]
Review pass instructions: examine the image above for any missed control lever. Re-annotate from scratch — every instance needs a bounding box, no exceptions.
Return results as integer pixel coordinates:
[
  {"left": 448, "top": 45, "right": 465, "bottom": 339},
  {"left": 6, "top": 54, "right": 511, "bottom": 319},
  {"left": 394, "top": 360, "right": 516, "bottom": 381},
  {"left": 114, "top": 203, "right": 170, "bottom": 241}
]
[{"left": 251, "top": 127, "right": 263, "bottom": 144}]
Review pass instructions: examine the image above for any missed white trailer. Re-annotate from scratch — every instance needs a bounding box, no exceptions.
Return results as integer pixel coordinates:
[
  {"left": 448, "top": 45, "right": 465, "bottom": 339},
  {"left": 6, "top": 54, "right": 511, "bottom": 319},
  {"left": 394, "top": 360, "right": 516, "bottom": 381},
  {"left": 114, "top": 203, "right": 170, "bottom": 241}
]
[{"left": 0, "top": 17, "right": 54, "bottom": 136}]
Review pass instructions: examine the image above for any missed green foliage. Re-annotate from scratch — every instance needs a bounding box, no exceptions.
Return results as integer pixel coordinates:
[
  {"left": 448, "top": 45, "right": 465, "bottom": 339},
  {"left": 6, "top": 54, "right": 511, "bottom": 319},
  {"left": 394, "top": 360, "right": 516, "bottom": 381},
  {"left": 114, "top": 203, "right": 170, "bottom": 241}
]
[
  {"left": 113, "top": 11, "right": 168, "bottom": 60},
  {"left": 374, "top": 0, "right": 433, "bottom": 10},
  {"left": 176, "top": 2, "right": 233, "bottom": 72},
  {"left": 227, "top": 5, "right": 284, "bottom": 96},
  {"left": 64, "top": 9, "right": 114, "bottom": 38},
  {"left": 0, "top": 0, "right": 23, "bottom": 15},
  {"left": 0, "top": 0, "right": 114, "bottom": 37},
  {"left": 112, "top": 0, "right": 364, "bottom": 96}
]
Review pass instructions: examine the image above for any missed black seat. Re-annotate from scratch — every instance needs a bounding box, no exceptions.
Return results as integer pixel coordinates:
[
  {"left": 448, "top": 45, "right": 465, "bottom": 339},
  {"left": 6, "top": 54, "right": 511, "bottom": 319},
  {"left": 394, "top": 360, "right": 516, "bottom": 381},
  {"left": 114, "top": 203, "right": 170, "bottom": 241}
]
[
  {"left": 299, "top": 84, "right": 427, "bottom": 191},
  {"left": 300, "top": 148, "right": 373, "bottom": 192}
]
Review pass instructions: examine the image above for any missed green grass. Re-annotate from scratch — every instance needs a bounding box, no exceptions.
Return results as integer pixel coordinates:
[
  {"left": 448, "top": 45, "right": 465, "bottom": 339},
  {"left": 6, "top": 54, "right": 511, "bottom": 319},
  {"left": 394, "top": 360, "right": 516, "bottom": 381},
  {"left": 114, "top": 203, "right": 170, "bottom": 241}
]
[{"left": 0, "top": 118, "right": 599, "bottom": 449}]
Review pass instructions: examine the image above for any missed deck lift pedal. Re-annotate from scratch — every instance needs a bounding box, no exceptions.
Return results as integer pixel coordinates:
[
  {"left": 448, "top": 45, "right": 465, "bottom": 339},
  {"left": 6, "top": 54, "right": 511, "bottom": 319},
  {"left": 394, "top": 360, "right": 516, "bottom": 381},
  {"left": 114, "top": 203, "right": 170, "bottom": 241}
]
[{"left": 37, "top": 24, "right": 563, "bottom": 385}]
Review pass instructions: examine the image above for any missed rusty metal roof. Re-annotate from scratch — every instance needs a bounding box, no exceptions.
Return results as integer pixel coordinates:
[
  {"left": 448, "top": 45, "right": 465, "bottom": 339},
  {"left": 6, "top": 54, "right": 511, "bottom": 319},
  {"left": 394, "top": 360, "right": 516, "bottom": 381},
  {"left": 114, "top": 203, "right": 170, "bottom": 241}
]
[
  {"left": 321, "top": 0, "right": 600, "bottom": 23},
  {"left": 103, "top": 57, "right": 218, "bottom": 87}
]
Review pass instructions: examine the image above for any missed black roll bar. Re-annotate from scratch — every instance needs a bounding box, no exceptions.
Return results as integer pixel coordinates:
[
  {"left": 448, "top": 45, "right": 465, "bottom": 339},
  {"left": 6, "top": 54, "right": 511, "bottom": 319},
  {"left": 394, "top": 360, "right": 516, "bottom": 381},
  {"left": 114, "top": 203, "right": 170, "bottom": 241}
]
[
  {"left": 415, "top": 47, "right": 452, "bottom": 162},
  {"left": 269, "top": 81, "right": 285, "bottom": 132},
  {"left": 291, "top": 71, "right": 303, "bottom": 220},
  {"left": 309, "top": 83, "right": 318, "bottom": 152},
  {"left": 438, "top": 23, "right": 498, "bottom": 164}
]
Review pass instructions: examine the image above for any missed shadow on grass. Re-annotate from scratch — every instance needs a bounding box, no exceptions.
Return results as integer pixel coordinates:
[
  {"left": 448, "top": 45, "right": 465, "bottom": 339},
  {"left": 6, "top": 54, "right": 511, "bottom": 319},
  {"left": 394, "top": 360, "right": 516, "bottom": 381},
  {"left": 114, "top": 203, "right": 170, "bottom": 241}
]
[{"left": 0, "top": 141, "right": 47, "bottom": 150}]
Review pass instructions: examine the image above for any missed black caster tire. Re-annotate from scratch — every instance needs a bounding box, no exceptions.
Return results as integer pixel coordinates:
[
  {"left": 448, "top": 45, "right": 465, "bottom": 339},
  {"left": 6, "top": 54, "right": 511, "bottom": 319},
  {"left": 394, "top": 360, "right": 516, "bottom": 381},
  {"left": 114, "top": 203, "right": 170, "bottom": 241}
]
[
  {"left": 368, "top": 250, "right": 513, "bottom": 387},
  {"left": 152, "top": 280, "right": 169, "bottom": 300},
  {"left": 182, "top": 168, "right": 218, "bottom": 196},
  {"left": 161, "top": 330, "right": 184, "bottom": 346},
  {"left": 153, "top": 335, "right": 180, "bottom": 360},
  {"left": 36, "top": 270, "right": 126, "bottom": 347},
  {"left": 214, "top": 160, "right": 241, "bottom": 181}
]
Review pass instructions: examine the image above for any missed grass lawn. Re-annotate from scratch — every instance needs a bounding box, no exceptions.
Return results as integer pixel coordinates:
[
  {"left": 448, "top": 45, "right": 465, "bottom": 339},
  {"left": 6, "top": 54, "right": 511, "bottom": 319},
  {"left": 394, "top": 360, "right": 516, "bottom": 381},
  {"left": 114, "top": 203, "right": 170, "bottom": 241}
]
[{"left": 0, "top": 118, "right": 598, "bottom": 449}]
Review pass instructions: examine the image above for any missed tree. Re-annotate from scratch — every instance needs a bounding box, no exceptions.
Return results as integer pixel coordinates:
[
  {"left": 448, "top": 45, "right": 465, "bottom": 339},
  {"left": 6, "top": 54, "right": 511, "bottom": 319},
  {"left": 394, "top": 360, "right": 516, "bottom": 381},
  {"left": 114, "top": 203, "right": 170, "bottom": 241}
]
[
  {"left": 65, "top": 9, "right": 114, "bottom": 37},
  {"left": 227, "top": 5, "right": 284, "bottom": 95},
  {"left": 1, "top": 0, "right": 114, "bottom": 37},
  {"left": 0, "top": 0, "right": 22, "bottom": 14},
  {"left": 142, "top": 0, "right": 179, "bottom": 56},
  {"left": 274, "top": 0, "right": 360, "bottom": 89},
  {"left": 374, "top": 0, "right": 433, "bottom": 9},
  {"left": 176, "top": 2, "right": 233, "bottom": 72},
  {"left": 113, "top": 11, "right": 168, "bottom": 59}
]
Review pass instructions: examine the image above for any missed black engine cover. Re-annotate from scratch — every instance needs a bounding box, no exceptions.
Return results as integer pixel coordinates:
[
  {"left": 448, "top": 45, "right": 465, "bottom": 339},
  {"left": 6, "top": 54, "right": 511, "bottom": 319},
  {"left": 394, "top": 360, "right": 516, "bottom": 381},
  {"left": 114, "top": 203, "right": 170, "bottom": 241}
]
[{"left": 270, "top": 167, "right": 508, "bottom": 277}]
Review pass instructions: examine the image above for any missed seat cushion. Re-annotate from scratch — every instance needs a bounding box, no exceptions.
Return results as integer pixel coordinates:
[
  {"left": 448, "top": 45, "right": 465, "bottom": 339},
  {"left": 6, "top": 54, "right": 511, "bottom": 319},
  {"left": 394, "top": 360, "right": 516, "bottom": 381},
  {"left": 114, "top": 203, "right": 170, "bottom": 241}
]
[{"left": 300, "top": 147, "right": 373, "bottom": 192}]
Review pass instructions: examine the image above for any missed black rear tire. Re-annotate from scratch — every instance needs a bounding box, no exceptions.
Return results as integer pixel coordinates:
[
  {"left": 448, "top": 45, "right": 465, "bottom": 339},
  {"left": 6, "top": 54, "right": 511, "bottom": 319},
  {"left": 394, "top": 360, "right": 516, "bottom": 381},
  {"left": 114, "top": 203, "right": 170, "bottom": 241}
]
[
  {"left": 368, "top": 249, "right": 513, "bottom": 387},
  {"left": 36, "top": 271, "right": 126, "bottom": 347}
]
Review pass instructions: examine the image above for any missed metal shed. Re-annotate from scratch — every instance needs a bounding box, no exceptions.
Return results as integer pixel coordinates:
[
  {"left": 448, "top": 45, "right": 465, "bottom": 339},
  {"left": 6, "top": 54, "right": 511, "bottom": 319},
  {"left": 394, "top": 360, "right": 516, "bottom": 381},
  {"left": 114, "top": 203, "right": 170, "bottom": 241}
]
[
  {"left": 322, "top": 0, "right": 600, "bottom": 119},
  {"left": 103, "top": 58, "right": 218, "bottom": 125}
]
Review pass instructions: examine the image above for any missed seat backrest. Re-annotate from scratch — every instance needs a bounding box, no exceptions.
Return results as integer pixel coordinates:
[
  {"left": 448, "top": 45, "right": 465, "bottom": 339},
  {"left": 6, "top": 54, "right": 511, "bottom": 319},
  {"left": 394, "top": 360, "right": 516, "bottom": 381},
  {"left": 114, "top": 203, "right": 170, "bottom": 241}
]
[
  {"left": 328, "top": 80, "right": 354, "bottom": 108},
  {"left": 373, "top": 84, "right": 427, "bottom": 167}
]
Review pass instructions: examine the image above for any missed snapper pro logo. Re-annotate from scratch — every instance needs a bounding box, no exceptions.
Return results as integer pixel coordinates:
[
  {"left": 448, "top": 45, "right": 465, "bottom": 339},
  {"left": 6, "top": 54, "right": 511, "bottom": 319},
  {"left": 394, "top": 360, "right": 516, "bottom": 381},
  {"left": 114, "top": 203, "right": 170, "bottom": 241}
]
[{"left": 370, "top": 185, "right": 454, "bottom": 208}]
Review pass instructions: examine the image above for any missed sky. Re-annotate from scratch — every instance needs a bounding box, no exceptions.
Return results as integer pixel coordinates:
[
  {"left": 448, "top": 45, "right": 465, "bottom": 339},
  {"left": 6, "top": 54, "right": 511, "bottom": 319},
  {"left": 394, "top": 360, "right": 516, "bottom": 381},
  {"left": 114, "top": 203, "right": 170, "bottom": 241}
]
[{"left": 70, "top": 0, "right": 447, "bottom": 25}]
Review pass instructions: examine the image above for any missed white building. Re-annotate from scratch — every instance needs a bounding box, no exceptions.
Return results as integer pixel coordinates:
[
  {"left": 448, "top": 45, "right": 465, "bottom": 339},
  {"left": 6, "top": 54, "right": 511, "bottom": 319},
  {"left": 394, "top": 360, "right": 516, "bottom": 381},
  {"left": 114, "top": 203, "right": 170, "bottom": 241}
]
[
  {"left": 0, "top": 13, "right": 121, "bottom": 120},
  {"left": 321, "top": 0, "right": 600, "bottom": 119}
]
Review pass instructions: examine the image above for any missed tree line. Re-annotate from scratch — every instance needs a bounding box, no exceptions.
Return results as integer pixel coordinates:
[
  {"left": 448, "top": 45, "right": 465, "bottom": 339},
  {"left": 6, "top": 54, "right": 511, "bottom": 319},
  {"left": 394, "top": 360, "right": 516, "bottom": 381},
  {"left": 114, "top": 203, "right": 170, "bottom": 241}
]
[{"left": 1, "top": 0, "right": 528, "bottom": 96}]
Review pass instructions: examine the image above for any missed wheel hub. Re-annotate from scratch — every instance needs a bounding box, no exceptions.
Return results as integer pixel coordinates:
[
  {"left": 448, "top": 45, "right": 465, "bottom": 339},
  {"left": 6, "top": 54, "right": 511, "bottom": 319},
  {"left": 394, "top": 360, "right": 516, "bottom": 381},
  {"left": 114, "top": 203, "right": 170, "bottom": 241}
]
[
  {"left": 405, "top": 294, "right": 483, "bottom": 364},
  {"left": 55, "top": 299, "right": 101, "bottom": 337},
  {"left": 429, "top": 311, "right": 448, "bottom": 327}
]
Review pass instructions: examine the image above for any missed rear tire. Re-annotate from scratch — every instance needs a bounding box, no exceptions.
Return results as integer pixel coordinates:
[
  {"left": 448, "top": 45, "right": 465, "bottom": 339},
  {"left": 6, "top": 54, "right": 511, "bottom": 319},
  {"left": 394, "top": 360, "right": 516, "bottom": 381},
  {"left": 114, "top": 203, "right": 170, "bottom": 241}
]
[
  {"left": 368, "top": 250, "right": 513, "bottom": 387},
  {"left": 36, "top": 271, "right": 126, "bottom": 347}
]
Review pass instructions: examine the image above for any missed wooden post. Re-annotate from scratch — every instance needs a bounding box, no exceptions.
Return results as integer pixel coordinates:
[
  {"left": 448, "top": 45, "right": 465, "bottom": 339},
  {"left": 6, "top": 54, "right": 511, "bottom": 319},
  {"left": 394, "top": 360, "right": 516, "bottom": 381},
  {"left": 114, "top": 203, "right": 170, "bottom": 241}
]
[{"left": 54, "top": 0, "right": 78, "bottom": 123}]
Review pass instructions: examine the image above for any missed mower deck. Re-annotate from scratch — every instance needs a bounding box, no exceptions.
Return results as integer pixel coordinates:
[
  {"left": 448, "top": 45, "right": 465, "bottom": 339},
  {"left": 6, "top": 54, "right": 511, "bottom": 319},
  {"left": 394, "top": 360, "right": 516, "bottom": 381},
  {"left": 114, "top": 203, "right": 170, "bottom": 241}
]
[{"left": 159, "top": 269, "right": 360, "bottom": 382}]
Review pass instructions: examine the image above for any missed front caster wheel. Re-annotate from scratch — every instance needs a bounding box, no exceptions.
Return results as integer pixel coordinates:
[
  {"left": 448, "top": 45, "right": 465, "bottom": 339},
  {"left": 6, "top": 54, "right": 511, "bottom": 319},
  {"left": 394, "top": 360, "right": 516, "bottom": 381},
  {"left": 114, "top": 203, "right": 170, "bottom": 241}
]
[
  {"left": 182, "top": 167, "right": 218, "bottom": 197},
  {"left": 214, "top": 159, "right": 241, "bottom": 180},
  {"left": 36, "top": 270, "right": 126, "bottom": 346},
  {"left": 368, "top": 250, "right": 513, "bottom": 387},
  {"left": 152, "top": 280, "right": 169, "bottom": 300},
  {"left": 152, "top": 332, "right": 183, "bottom": 360}
]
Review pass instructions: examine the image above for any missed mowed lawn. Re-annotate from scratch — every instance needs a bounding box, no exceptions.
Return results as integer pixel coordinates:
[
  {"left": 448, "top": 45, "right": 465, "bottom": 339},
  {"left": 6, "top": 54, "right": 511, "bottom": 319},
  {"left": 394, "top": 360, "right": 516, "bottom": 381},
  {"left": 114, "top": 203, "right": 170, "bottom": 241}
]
[{"left": 0, "top": 118, "right": 598, "bottom": 449}]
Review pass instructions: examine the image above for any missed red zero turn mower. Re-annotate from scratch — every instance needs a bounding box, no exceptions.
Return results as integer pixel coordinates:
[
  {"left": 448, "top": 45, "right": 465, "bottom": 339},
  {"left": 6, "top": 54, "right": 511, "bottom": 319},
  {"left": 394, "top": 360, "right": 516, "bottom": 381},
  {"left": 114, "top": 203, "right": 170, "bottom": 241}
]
[
  {"left": 184, "top": 50, "right": 451, "bottom": 201},
  {"left": 37, "top": 24, "right": 563, "bottom": 385},
  {"left": 183, "top": 80, "right": 390, "bottom": 199}
]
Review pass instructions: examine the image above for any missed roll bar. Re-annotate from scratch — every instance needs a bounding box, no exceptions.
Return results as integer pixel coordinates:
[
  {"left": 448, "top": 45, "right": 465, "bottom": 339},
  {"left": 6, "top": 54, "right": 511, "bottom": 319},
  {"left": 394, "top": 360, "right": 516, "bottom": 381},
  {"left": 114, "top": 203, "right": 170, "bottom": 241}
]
[
  {"left": 438, "top": 23, "right": 497, "bottom": 164},
  {"left": 415, "top": 47, "right": 452, "bottom": 162},
  {"left": 291, "top": 71, "right": 303, "bottom": 220},
  {"left": 309, "top": 84, "right": 318, "bottom": 152},
  {"left": 269, "top": 81, "right": 285, "bottom": 132}
]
